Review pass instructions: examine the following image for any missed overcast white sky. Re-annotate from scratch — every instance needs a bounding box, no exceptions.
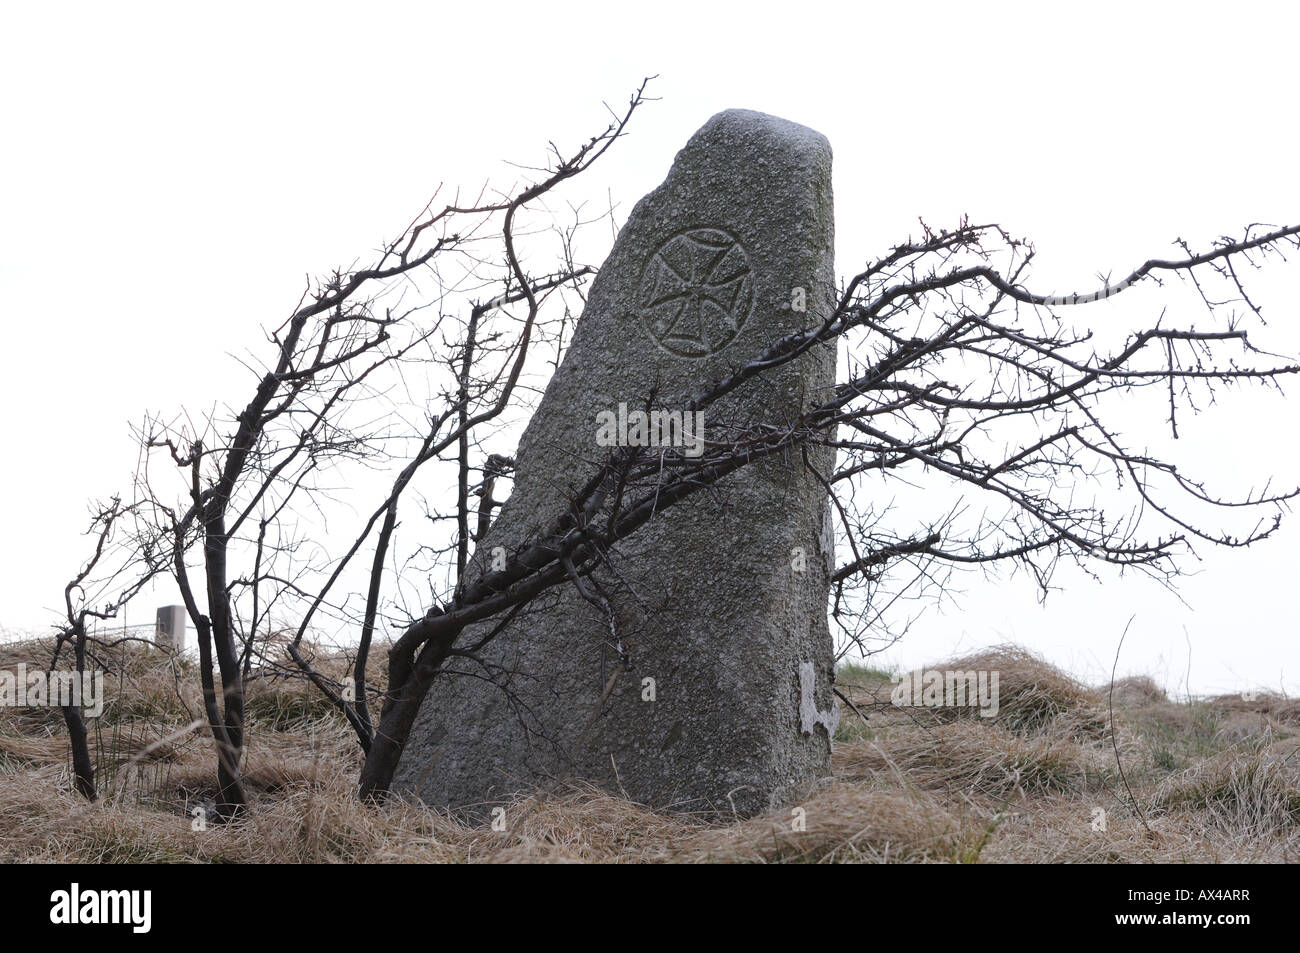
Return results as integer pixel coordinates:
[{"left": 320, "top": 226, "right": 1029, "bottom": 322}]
[{"left": 1, "top": 1, "right": 1297, "bottom": 695}]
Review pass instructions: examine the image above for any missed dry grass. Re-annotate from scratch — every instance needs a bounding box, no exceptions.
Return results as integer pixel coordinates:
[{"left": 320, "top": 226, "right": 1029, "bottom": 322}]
[
  {"left": 1, "top": 639, "right": 1297, "bottom": 863},
  {"left": 936, "top": 646, "right": 1108, "bottom": 737}
]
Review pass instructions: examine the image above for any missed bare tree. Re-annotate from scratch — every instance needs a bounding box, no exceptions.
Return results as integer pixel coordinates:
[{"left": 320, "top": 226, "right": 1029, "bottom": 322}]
[
  {"left": 356, "top": 218, "right": 1300, "bottom": 796},
  {"left": 117, "top": 83, "right": 652, "bottom": 817},
  {"left": 53, "top": 497, "right": 161, "bottom": 799}
]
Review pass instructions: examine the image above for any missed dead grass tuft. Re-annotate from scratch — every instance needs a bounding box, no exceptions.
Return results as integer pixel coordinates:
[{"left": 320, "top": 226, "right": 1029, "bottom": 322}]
[
  {"left": 893, "top": 646, "right": 1109, "bottom": 739},
  {"left": 1156, "top": 739, "right": 1300, "bottom": 836}
]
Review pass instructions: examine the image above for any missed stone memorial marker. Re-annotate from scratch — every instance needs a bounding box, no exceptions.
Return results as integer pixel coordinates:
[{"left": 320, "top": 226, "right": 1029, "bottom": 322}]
[{"left": 393, "top": 109, "right": 839, "bottom": 817}]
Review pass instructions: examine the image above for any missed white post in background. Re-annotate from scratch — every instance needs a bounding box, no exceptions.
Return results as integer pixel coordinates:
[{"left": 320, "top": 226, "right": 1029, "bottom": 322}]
[{"left": 155, "top": 605, "right": 186, "bottom": 651}]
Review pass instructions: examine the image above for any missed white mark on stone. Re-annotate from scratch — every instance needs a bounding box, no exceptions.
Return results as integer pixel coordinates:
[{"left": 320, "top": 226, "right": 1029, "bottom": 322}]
[
  {"left": 818, "top": 505, "right": 835, "bottom": 562},
  {"left": 799, "top": 661, "right": 840, "bottom": 738}
]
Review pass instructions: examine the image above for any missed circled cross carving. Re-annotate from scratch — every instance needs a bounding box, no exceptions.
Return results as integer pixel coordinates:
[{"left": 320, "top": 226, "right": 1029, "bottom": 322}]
[{"left": 636, "top": 227, "right": 755, "bottom": 358}]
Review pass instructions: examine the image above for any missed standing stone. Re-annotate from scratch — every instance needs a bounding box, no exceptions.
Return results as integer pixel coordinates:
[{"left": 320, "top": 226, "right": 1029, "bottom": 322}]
[
  {"left": 393, "top": 110, "right": 839, "bottom": 818},
  {"left": 155, "top": 605, "right": 186, "bottom": 651}
]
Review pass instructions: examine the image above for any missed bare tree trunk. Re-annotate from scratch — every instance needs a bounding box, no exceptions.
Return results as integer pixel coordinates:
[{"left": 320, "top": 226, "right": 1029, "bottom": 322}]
[
  {"left": 357, "top": 632, "right": 455, "bottom": 800},
  {"left": 61, "top": 705, "right": 95, "bottom": 800}
]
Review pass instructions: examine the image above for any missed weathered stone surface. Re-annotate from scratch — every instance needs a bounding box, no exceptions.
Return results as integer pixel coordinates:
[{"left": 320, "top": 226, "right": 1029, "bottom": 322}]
[{"left": 393, "top": 109, "right": 839, "bottom": 818}]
